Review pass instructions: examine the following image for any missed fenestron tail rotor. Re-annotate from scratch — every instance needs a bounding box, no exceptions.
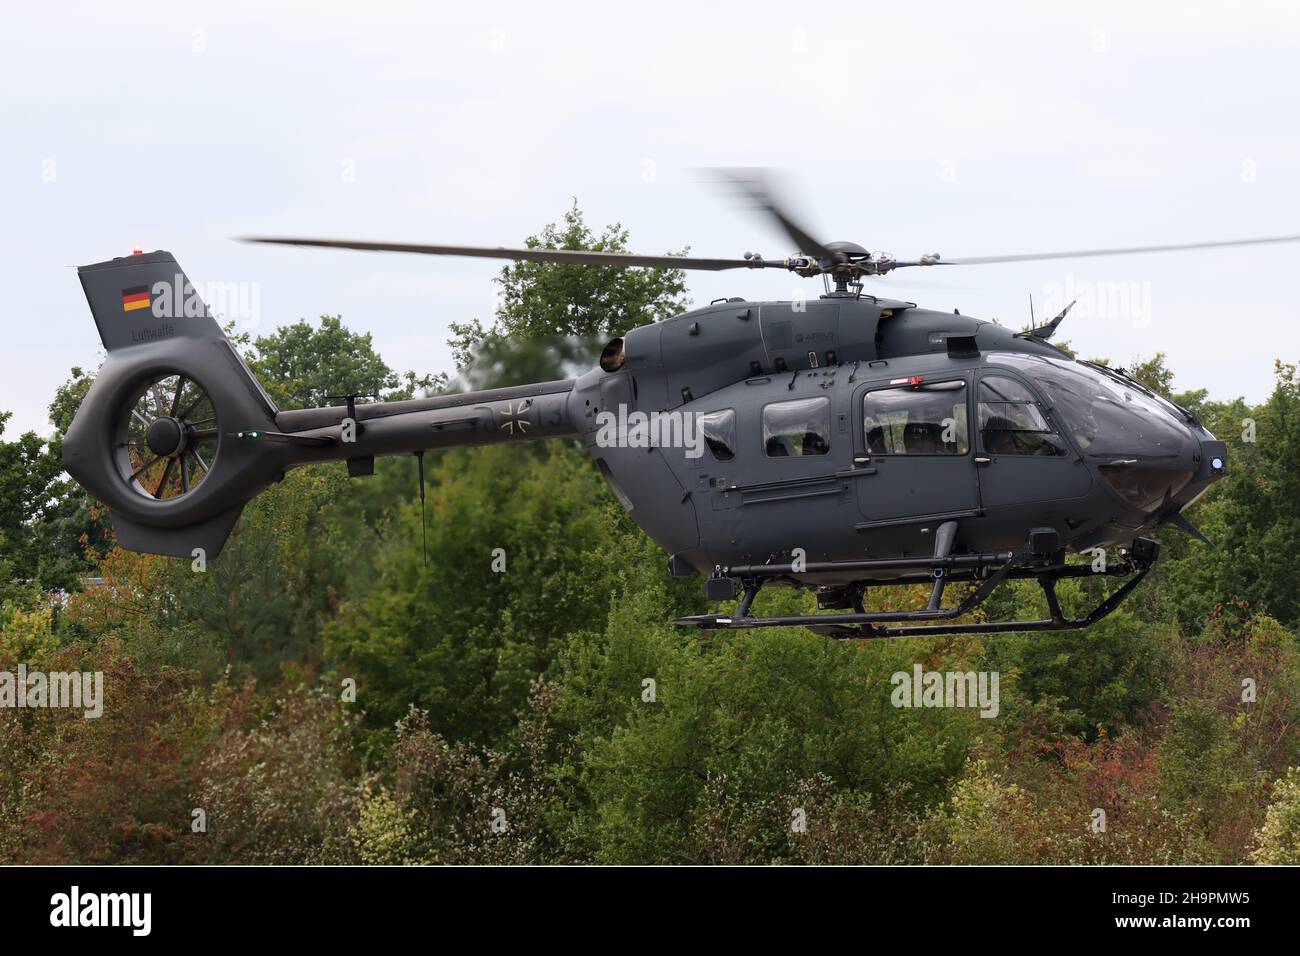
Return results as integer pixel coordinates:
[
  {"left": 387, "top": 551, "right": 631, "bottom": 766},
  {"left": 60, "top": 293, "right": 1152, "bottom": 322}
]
[{"left": 117, "top": 374, "right": 219, "bottom": 501}]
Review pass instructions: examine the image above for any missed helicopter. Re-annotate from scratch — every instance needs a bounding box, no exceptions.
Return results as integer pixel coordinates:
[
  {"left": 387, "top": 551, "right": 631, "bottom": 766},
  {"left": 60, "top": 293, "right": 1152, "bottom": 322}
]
[{"left": 63, "top": 174, "right": 1296, "bottom": 639}]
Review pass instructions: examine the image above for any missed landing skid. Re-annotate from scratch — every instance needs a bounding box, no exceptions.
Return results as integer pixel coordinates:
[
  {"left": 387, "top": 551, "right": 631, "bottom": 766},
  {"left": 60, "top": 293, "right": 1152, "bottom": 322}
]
[{"left": 675, "top": 535, "right": 1159, "bottom": 640}]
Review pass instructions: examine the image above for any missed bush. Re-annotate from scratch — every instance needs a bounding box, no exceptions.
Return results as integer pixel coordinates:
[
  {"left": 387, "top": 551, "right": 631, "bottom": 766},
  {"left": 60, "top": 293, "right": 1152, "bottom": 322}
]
[
  {"left": 1251, "top": 768, "right": 1300, "bottom": 864},
  {"left": 197, "top": 686, "right": 363, "bottom": 864}
]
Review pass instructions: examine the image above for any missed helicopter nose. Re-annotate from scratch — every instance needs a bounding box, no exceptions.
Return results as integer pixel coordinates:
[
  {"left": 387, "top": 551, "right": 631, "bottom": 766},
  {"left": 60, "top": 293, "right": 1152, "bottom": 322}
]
[
  {"left": 1095, "top": 406, "right": 1221, "bottom": 515},
  {"left": 1099, "top": 453, "right": 1197, "bottom": 514},
  {"left": 1112, "top": 437, "right": 1222, "bottom": 520},
  {"left": 1195, "top": 440, "right": 1229, "bottom": 496}
]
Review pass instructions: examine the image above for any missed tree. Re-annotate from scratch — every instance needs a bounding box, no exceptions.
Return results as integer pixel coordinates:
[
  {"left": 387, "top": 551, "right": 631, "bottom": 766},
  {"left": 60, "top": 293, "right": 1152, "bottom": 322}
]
[
  {"left": 1125, "top": 352, "right": 1175, "bottom": 397},
  {"left": 0, "top": 410, "right": 86, "bottom": 592},
  {"left": 324, "top": 443, "right": 621, "bottom": 742},
  {"left": 1152, "top": 363, "right": 1300, "bottom": 629},
  {"left": 66, "top": 465, "right": 377, "bottom": 684},
  {"left": 1252, "top": 767, "right": 1300, "bottom": 864},
  {"left": 249, "top": 315, "right": 439, "bottom": 410},
  {"left": 47, "top": 365, "right": 95, "bottom": 436},
  {"left": 553, "top": 602, "right": 985, "bottom": 863},
  {"left": 979, "top": 605, "right": 1173, "bottom": 740},
  {"left": 0, "top": 623, "right": 224, "bottom": 864},
  {"left": 198, "top": 685, "right": 363, "bottom": 864},
  {"left": 447, "top": 202, "right": 689, "bottom": 370},
  {"left": 44, "top": 366, "right": 112, "bottom": 571}
]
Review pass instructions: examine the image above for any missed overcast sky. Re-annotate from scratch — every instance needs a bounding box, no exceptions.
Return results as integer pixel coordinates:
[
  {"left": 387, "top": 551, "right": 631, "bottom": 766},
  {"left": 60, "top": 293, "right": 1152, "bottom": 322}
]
[{"left": 3, "top": 0, "right": 1298, "bottom": 436}]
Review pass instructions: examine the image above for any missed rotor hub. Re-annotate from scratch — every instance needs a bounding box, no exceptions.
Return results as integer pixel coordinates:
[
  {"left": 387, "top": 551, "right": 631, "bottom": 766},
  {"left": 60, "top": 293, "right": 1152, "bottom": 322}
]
[
  {"left": 146, "top": 416, "right": 187, "bottom": 458},
  {"left": 824, "top": 240, "right": 868, "bottom": 257}
]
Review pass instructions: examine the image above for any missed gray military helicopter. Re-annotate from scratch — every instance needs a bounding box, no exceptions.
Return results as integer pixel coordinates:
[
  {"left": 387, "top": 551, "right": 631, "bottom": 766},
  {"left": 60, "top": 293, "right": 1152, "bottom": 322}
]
[{"left": 64, "top": 175, "right": 1289, "bottom": 638}]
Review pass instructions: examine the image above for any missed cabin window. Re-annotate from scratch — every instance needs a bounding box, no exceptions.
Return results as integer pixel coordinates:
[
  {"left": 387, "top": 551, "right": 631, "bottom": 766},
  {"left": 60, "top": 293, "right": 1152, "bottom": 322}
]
[
  {"left": 763, "top": 397, "right": 831, "bottom": 457},
  {"left": 698, "top": 408, "right": 737, "bottom": 461},
  {"left": 863, "top": 381, "right": 969, "bottom": 455},
  {"left": 977, "top": 375, "right": 1068, "bottom": 456}
]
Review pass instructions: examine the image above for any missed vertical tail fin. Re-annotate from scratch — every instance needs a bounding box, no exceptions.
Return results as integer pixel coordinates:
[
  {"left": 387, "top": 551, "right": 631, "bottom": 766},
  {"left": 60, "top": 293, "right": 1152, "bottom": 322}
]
[{"left": 78, "top": 250, "right": 229, "bottom": 351}]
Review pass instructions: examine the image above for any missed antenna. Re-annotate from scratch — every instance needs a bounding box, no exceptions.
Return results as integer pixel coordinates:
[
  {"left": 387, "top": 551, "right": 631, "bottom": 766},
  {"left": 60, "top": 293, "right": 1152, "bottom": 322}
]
[
  {"left": 1028, "top": 293, "right": 1035, "bottom": 326},
  {"left": 414, "top": 450, "right": 428, "bottom": 566},
  {"left": 1027, "top": 299, "right": 1077, "bottom": 341}
]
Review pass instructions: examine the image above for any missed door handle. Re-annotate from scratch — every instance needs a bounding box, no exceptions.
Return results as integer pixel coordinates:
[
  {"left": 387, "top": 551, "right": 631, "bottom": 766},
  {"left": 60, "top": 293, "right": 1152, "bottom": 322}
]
[{"left": 974, "top": 455, "right": 992, "bottom": 465}]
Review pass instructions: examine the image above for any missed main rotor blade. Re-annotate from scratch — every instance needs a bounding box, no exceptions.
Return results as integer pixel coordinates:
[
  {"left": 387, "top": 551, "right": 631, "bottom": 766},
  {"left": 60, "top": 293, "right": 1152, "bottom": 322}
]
[
  {"left": 708, "top": 168, "right": 832, "bottom": 259},
  {"left": 239, "top": 237, "right": 777, "bottom": 272},
  {"left": 910, "top": 234, "right": 1300, "bottom": 268}
]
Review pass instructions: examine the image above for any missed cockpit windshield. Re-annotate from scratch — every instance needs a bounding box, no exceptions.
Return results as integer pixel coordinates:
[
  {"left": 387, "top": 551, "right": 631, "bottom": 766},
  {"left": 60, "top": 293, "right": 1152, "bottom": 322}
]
[{"left": 987, "top": 353, "right": 1191, "bottom": 457}]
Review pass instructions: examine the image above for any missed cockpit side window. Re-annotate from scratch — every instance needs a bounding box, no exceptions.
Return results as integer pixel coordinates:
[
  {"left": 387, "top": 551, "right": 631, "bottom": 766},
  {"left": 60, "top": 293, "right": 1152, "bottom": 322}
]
[
  {"left": 977, "top": 375, "right": 1068, "bottom": 457},
  {"left": 987, "top": 352, "right": 1192, "bottom": 457}
]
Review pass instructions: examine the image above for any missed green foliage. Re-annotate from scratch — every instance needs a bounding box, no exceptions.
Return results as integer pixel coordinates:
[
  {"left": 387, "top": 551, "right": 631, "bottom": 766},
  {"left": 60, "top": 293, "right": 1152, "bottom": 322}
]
[
  {"left": 0, "top": 627, "right": 221, "bottom": 864},
  {"left": 353, "top": 680, "right": 564, "bottom": 864},
  {"left": 1126, "top": 352, "right": 1175, "bottom": 397},
  {"left": 980, "top": 603, "right": 1173, "bottom": 739},
  {"left": 64, "top": 467, "right": 372, "bottom": 684},
  {"left": 1144, "top": 363, "right": 1300, "bottom": 630},
  {"left": 1205, "top": 363, "right": 1300, "bottom": 625},
  {"left": 452, "top": 331, "right": 602, "bottom": 392},
  {"left": 198, "top": 686, "right": 363, "bottom": 864},
  {"left": 0, "top": 410, "right": 89, "bottom": 593},
  {"left": 447, "top": 202, "right": 688, "bottom": 369},
  {"left": 932, "top": 758, "right": 1031, "bottom": 864},
  {"left": 554, "top": 598, "right": 984, "bottom": 863},
  {"left": 47, "top": 365, "right": 94, "bottom": 435},
  {"left": 325, "top": 442, "right": 620, "bottom": 742},
  {"left": 249, "top": 314, "right": 440, "bottom": 409},
  {"left": 1252, "top": 767, "right": 1300, "bottom": 864},
  {"left": 930, "top": 743, "right": 1218, "bottom": 865},
  {"left": 353, "top": 789, "right": 420, "bottom": 865},
  {"left": 1158, "top": 698, "right": 1252, "bottom": 820},
  {"left": 165, "top": 467, "right": 368, "bottom": 681}
]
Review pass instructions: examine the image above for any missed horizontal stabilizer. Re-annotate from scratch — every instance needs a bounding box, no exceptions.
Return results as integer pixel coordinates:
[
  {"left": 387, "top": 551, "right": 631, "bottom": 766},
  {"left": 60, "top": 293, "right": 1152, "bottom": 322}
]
[{"left": 236, "top": 429, "right": 336, "bottom": 447}]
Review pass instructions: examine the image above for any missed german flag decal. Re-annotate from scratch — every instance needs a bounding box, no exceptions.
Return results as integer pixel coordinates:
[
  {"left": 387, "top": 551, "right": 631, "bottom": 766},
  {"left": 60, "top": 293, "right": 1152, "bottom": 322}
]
[{"left": 121, "top": 285, "right": 152, "bottom": 313}]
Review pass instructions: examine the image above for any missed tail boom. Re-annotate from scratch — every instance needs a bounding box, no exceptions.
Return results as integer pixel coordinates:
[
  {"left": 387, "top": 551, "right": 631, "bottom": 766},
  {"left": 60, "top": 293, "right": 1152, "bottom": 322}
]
[{"left": 63, "top": 250, "right": 580, "bottom": 560}]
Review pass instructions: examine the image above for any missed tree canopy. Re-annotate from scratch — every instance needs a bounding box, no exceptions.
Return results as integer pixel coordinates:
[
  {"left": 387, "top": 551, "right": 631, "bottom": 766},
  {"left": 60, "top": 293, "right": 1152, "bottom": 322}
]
[{"left": 447, "top": 202, "right": 689, "bottom": 372}]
